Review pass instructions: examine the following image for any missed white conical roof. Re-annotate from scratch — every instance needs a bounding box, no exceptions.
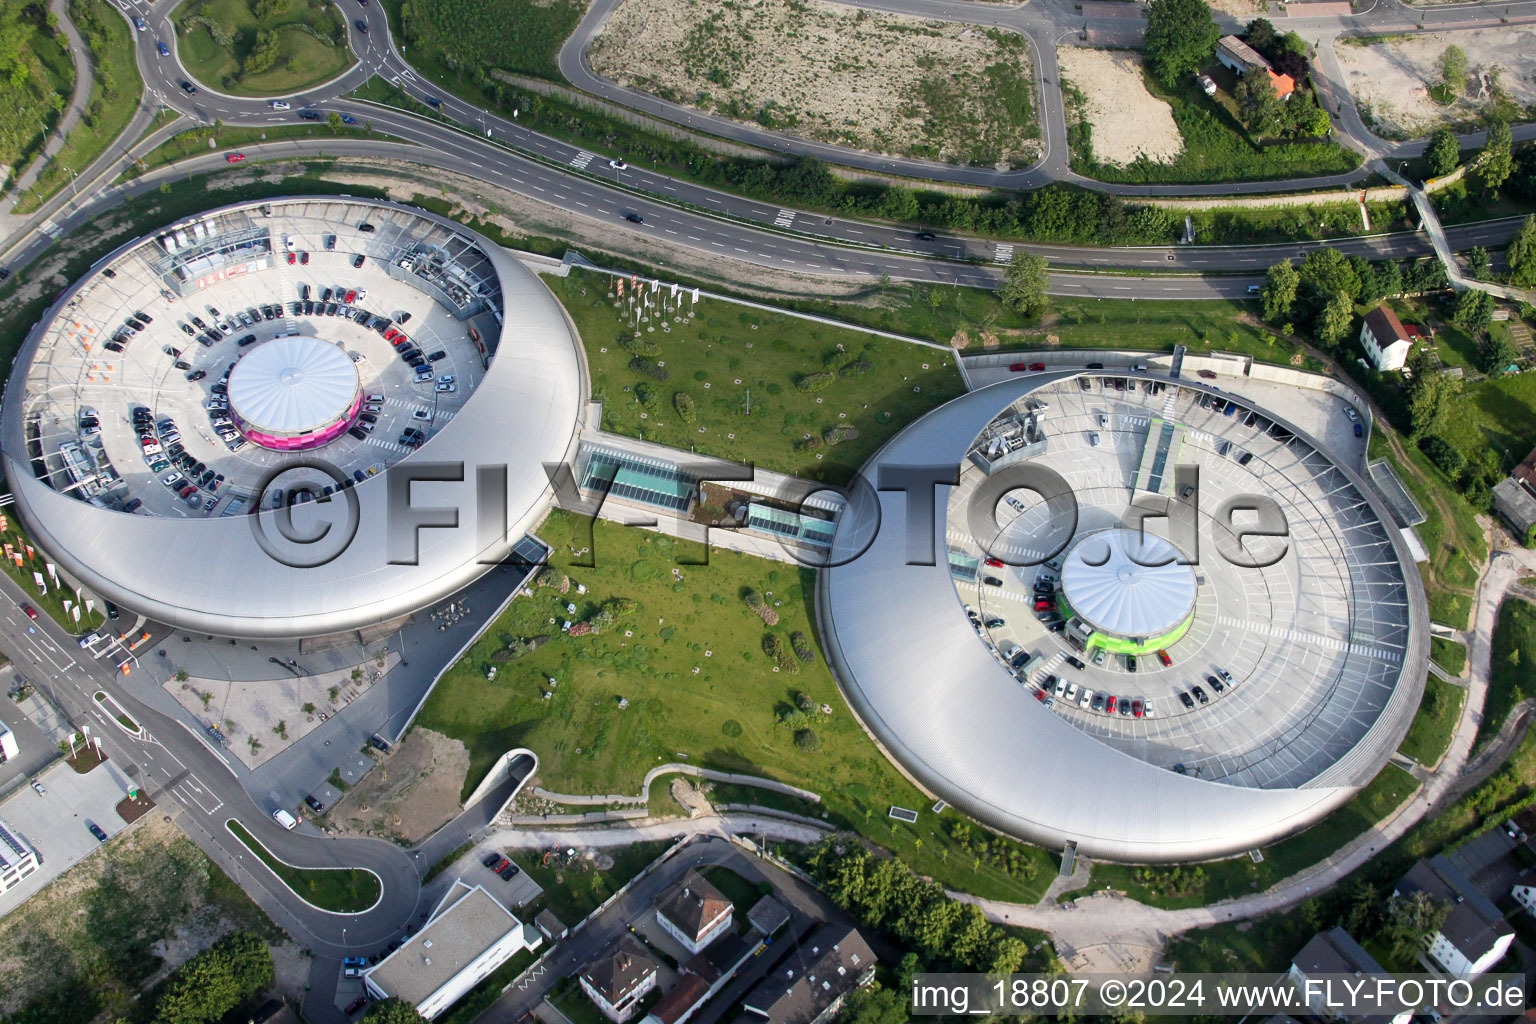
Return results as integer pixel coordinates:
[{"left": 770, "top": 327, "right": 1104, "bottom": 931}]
[
  {"left": 1060, "top": 529, "right": 1197, "bottom": 638},
  {"left": 228, "top": 336, "right": 359, "bottom": 435}
]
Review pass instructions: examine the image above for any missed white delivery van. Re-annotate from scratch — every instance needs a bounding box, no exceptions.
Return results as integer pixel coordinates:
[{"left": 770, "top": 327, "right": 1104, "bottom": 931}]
[{"left": 272, "top": 808, "right": 298, "bottom": 829}]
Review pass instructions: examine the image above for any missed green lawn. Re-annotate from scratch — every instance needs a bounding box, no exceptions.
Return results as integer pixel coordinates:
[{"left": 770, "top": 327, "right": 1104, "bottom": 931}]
[
  {"left": 1440, "top": 370, "right": 1536, "bottom": 475},
  {"left": 1067, "top": 64, "right": 1361, "bottom": 185},
  {"left": 381, "top": 0, "right": 586, "bottom": 84},
  {"left": 1398, "top": 676, "right": 1464, "bottom": 766},
  {"left": 507, "top": 839, "right": 675, "bottom": 925},
  {"left": 13, "top": 0, "right": 142, "bottom": 215},
  {"left": 173, "top": 0, "right": 354, "bottom": 96},
  {"left": 0, "top": 2, "right": 75, "bottom": 189},
  {"left": 0, "top": 515, "right": 107, "bottom": 633},
  {"left": 1368, "top": 441, "right": 1485, "bottom": 631},
  {"left": 1478, "top": 598, "right": 1536, "bottom": 754},
  {"left": 1430, "top": 636, "right": 1468, "bottom": 676},
  {"left": 417, "top": 512, "right": 1057, "bottom": 904},
  {"left": 548, "top": 269, "right": 967, "bottom": 486},
  {"left": 227, "top": 820, "right": 381, "bottom": 913},
  {"left": 1080, "top": 763, "right": 1419, "bottom": 909},
  {"left": 125, "top": 121, "right": 381, "bottom": 175},
  {"left": 1186, "top": 200, "right": 1411, "bottom": 245}
]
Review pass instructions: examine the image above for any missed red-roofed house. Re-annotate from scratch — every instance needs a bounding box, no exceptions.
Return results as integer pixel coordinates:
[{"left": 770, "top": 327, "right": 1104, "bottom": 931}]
[
  {"left": 1268, "top": 71, "right": 1296, "bottom": 98},
  {"left": 1360, "top": 306, "right": 1414, "bottom": 371},
  {"left": 1216, "top": 36, "right": 1295, "bottom": 99}
]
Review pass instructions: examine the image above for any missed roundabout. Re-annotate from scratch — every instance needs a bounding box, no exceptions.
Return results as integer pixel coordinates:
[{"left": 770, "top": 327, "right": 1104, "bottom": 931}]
[{"left": 818, "top": 370, "right": 1429, "bottom": 862}]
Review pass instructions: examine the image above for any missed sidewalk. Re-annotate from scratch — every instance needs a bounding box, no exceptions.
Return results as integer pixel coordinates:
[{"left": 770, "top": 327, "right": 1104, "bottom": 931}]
[{"left": 0, "top": 0, "right": 94, "bottom": 214}]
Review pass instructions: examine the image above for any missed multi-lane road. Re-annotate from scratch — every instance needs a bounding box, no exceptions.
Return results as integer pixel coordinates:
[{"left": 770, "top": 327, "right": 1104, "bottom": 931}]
[{"left": 3, "top": 0, "right": 1531, "bottom": 309}]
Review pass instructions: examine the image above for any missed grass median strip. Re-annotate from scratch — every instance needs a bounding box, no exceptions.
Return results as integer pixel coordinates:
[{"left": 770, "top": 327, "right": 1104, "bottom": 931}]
[{"left": 226, "top": 820, "right": 380, "bottom": 913}]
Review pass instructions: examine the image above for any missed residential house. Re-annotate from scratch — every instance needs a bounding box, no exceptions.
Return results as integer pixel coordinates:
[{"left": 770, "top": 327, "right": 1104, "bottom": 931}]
[
  {"left": 1511, "top": 869, "right": 1536, "bottom": 916},
  {"left": 1395, "top": 856, "right": 1514, "bottom": 976},
  {"left": 1493, "top": 446, "right": 1536, "bottom": 543},
  {"left": 641, "top": 932, "right": 760, "bottom": 1024},
  {"left": 656, "top": 869, "right": 734, "bottom": 955},
  {"left": 747, "top": 895, "right": 791, "bottom": 937},
  {"left": 1215, "top": 35, "right": 1295, "bottom": 98},
  {"left": 742, "top": 924, "right": 876, "bottom": 1024},
  {"left": 580, "top": 936, "right": 659, "bottom": 1023},
  {"left": 1288, "top": 927, "right": 1412, "bottom": 1024},
  {"left": 1360, "top": 306, "right": 1415, "bottom": 372}
]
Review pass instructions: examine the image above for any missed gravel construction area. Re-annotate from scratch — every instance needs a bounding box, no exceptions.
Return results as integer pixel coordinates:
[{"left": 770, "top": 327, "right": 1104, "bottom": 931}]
[
  {"left": 1059, "top": 47, "right": 1183, "bottom": 166},
  {"left": 588, "top": 0, "right": 1040, "bottom": 165},
  {"left": 326, "top": 728, "right": 469, "bottom": 843},
  {"left": 1335, "top": 29, "right": 1536, "bottom": 138}
]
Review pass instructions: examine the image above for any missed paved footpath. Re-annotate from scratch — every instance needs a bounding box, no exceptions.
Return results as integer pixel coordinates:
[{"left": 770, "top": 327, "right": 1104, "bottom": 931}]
[{"left": 0, "top": 0, "right": 93, "bottom": 213}]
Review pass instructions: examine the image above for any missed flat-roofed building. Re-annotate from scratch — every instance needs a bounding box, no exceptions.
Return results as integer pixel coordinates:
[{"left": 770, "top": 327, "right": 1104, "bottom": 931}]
[
  {"left": 0, "top": 818, "right": 40, "bottom": 894},
  {"left": 0, "top": 722, "right": 17, "bottom": 763},
  {"left": 363, "top": 882, "right": 539, "bottom": 1020}
]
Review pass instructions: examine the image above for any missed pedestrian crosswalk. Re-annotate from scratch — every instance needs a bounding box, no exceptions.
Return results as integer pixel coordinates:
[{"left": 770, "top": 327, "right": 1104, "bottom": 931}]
[
  {"left": 569, "top": 151, "right": 595, "bottom": 171},
  {"left": 773, "top": 209, "right": 795, "bottom": 228},
  {"left": 993, "top": 243, "right": 1015, "bottom": 264}
]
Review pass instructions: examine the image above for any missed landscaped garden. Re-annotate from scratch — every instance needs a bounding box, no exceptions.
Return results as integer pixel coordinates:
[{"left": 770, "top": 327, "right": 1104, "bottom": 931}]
[
  {"left": 1077, "top": 763, "right": 1419, "bottom": 909},
  {"left": 172, "top": 0, "right": 354, "bottom": 96},
  {"left": 548, "top": 269, "right": 967, "bottom": 485},
  {"left": 415, "top": 511, "right": 1059, "bottom": 903},
  {"left": 1397, "top": 675, "right": 1464, "bottom": 767},
  {"left": 1478, "top": 597, "right": 1536, "bottom": 753}
]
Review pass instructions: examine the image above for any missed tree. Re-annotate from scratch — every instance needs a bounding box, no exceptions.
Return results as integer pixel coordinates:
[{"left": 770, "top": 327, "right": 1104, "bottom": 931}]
[
  {"left": 1478, "top": 330, "right": 1520, "bottom": 374},
  {"left": 838, "top": 984, "right": 909, "bottom": 1024},
  {"left": 1438, "top": 44, "right": 1467, "bottom": 93},
  {"left": 1234, "top": 70, "right": 1285, "bottom": 136},
  {"left": 1298, "top": 247, "right": 1362, "bottom": 301},
  {"left": 1261, "top": 259, "right": 1299, "bottom": 323},
  {"left": 1406, "top": 349, "right": 1460, "bottom": 439},
  {"left": 1506, "top": 215, "right": 1536, "bottom": 288},
  {"left": 152, "top": 932, "right": 273, "bottom": 1024},
  {"left": 1452, "top": 287, "right": 1494, "bottom": 331},
  {"left": 1467, "top": 246, "right": 1490, "bottom": 279},
  {"left": 1242, "top": 18, "right": 1279, "bottom": 55},
  {"left": 327, "top": 111, "right": 343, "bottom": 130},
  {"left": 1000, "top": 252, "right": 1049, "bottom": 319},
  {"left": 1317, "top": 291, "right": 1355, "bottom": 346},
  {"left": 363, "top": 1000, "right": 429, "bottom": 1024},
  {"left": 1477, "top": 120, "right": 1514, "bottom": 194},
  {"left": 242, "top": 29, "right": 282, "bottom": 76},
  {"left": 1382, "top": 890, "right": 1451, "bottom": 960},
  {"left": 1143, "top": 0, "right": 1220, "bottom": 83},
  {"left": 1426, "top": 128, "right": 1460, "bottom": 178}
]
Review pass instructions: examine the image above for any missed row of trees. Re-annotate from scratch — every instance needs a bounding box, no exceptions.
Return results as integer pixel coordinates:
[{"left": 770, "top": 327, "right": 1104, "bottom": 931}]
[{"left": 807, "top": 838, "right": 1032, "bottom": 975}]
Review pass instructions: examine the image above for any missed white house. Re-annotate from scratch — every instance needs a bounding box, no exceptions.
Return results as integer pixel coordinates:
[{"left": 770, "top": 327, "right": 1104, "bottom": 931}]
[
  {"left": 580, "top": 936, "right": 659, "bottom": 1023},
  {"left": 363, "top": 882, "right": 540, "bottom": 1020},
  {"left": 1510, "top": 869, "right": 1536, "bottom": 916},
  {"left": 1395, "top": 857, "right": 1514, "bottom": 976},
  {"left": 1360, "top": 306, "right": 1414, "bottom": 372},
  {"left": 0, "top": 722, "right": 17, "bottom": 763},
  {"left": 655, "top": 869, "right": 734, "bottom": 955}
]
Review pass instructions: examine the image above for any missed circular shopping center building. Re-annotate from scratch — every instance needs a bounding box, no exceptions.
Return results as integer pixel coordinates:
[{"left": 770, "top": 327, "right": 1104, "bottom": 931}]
[
  {"left": 818, "top": 369, "right": 1428, "bottom": 862},
  {"left": 0, "top": 197, "right": 585, "bottom": 637}
]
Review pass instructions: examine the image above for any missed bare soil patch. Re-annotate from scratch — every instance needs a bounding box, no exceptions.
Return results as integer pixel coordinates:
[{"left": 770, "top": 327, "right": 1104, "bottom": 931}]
[
  {"left": 1058, "top": 48, "right": 1183, "bottom": 166},
  {"left": 588, "top": 0, "right": 1039, "bottom": 165},
  {"left": 1335, "top": 29, "right": 1536, "bottom": 138},
  {"left": 326, "top": 727, "right": 469, "bottom": 843}
]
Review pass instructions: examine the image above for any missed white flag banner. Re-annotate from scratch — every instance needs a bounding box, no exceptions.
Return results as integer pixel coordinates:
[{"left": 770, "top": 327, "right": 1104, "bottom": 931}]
[
  {"left": 691, "top": 288, "right": 700, "bottom": 303},
  {"left": 71, "top": 605, "right": 80, "bottom": 623},
  {"left": 31, "top": 571, "right": 45, "bottom": 593},
  {"left": 45, "top": 563, "right": 57, "bottom": 583}
]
